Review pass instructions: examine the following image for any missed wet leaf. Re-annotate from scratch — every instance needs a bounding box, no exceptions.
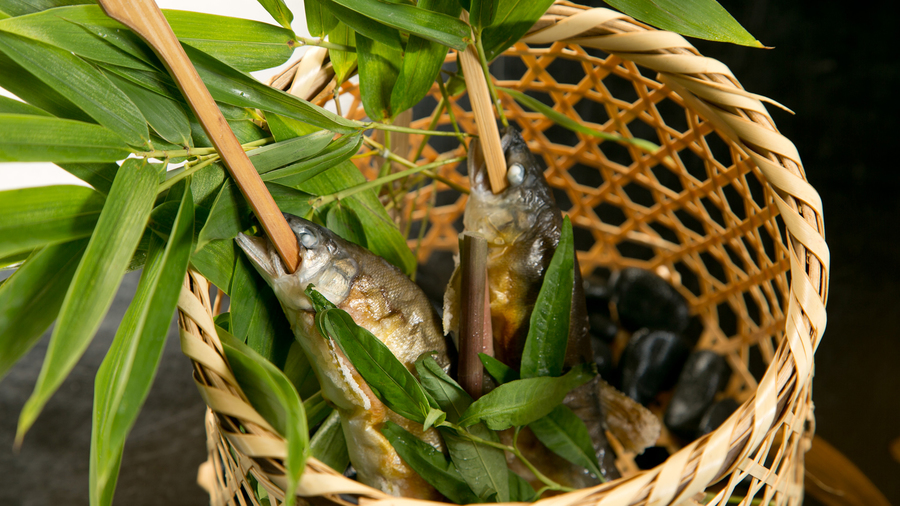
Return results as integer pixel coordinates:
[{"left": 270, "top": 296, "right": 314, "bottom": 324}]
[
  {"left": 310, "top": 411, "right": 349, "bottom": 472},
  {"left": 0, "top": 114, "right": 131, "bottom": 162},
  {"left": 605, "top": 0, "right": 762, "bottom": 47},
  {"left": 528, "top": 404, "right": 603, "bottom": 480},
  {"left": 520, "top": 216, "right": 573, "bottom": 379},
  {"left": 16, "top": 158, "right": 157, "bottom": 443},
  {"left": 90, "top": 181, "right": 193, "bottom": 506},
  {"left": 382, "top": 421, "right": 480, "bottom": 504},
  {"left": 458, "top": 363, "right": 595, "bottom": 430}
]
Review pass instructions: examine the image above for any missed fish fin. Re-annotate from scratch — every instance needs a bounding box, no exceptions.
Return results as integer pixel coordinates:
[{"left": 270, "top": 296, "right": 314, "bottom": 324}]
[{"left": 598, "top": 379, "right": 661, "bottom": 454}]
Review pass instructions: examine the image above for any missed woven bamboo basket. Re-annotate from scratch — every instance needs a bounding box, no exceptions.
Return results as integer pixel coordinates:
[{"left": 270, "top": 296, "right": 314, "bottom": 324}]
[{"left": 178, "top": 2, "right": 828, "bottom": 505}]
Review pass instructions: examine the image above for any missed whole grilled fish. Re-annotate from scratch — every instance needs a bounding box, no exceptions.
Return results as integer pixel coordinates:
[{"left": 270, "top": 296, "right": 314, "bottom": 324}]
[
  {"left": 237, "top": 216, "right": 449, "bottom": 499},
  {"left": 444, "top": 128, "right": 620, "bottom": 485}
]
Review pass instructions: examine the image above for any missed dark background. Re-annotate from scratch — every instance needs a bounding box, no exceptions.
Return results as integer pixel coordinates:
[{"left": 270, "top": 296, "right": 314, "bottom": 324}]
[{"left": 2, "top": 0, "right": 898, "bottom": 504}]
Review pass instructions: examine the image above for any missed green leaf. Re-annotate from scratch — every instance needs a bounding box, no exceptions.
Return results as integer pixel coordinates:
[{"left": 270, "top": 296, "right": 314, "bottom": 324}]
[
  {"left": 508, "top": 471, "right": 536, "bottom": 502},
  {"left": 283, "top": 341, "right": 321, "bottom": 400},
  {"left": 218, "top": 326, "right": 308, "bottom": 506},
  {"left": 356, "top": 34, "right": 400, "bottom": 121},
  {"left": 0, "top": 31, "right": 149, "bottom": 146},
  {"left": 0, "top": 0, "right": 93, "bottom": 17},
  {"left": 527, "top": 404, "right": 603, "bottom": 481},
  {"left": 250, "top": 130, "right": 333, "bottom": 175},
  {"left": 184, "top": 44, "right": 359, "bottom": 134},
  {"left": 520, "top": 216, "right": 573, "bottom": 379},
  {"left": 304, "top": 0, "right": 337, "bottom": 37},
  {"left": 90, "top": 181, "right": 193, "bottom": 506},
  {"left": 604, "top": 0, "right": 762, "bottom": 47},
  {"left": 164, "top": 9, "right": 298, "bottom": 71},
  {"left": 189, "top": 116, "right": 268, "bottom": 148},
  {"left": 0, "top": 185, "right": 105, "bottom": 259},
  {"left": 389, "top": 0, "right": 456, "bottom": 115},
  {"left": 382, "top": 421, "right": 480, "bottom": 504},
  {"left": 480, "top": 0, "right": 553, "bottom": 61},
  {"left": 310, "top": 411, "right": 349, "bottom": 472},
  {"left": 0, "top": 239, "right": 88, "bottom": 382},
  {"left": 190, "top": 240, "right": 237, "bottom": 295},
  {"left": 327, "top": 0, "right": 469, "bottom": 50},
  {"left": 415, "top": 354, "right": 470, "bottom": 423},
  {"left": 0, "top": 94, "right": 49, "bottom": 115},
  {"left": 478, "top": 353, "right": 519, "bottom": 385},
  {"left": 441, "top": 425, "right": 509, "bottom": 502},
  {"left": 326, "top": 203, "right": 366, "bottom": 248},
  {"left": 231, "top": 252, "right": 295, "bottom": 369},
  {"left": 252, "top": 0, "right": 294, "bottom": 30},
  {"left": 262, "top": 132, "right": 363, "bottom": 186},
  {"left": 0, "top": 114, "right": 131, "bottom": 162},
  {"left": 499, "top": 87, "right": 659, "bottom": 153},
  {"left": 310, "top": 291, "right": 434, "bottom": 424},
  {"left": 321, "top": 0, "right": 401, "bottom": 50},
  {"left": 303, "top": 391, "right": 333, "bottom": 428},
  {"left": 327, "top": 22, "right": 356, "bottom": 83},
  {"left": 16, "top": 157, "right": 158, "bottom": 443},
  {"left": 458, "top": 363, "right": 595, "bottom": 430},
  {"left": 58, "top": 163, "right": 117, "bottom": 195},
  {"left": 0, "top": 48, "right": 92, "bottom": 121},
  {"left": 469, "top": 0, "right": 498, "bottom": 30},
  {"left": 106, "top": 71, "right": 191, "bottom": 147}
]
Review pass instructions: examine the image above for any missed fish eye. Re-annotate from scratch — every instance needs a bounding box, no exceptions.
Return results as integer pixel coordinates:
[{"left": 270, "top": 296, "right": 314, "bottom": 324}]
[
  {"left": 299, "top": 230, "right": 318, "bottom": 248},
  {"left": 507, "top": 163, "right": 525, "bottom": 186}
]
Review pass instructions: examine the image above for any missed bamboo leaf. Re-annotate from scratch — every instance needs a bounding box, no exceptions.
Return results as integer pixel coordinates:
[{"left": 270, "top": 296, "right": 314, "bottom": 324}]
[
  {"left": 262, "top": 132, "right": 363, "bottom": 186},
  {"left": 321, "top": 0, "right": 401, "bottom": 50},
  {"left": 253, "top": 0, "right": 294, "bottom": 30},
  {"left": 0, "top": 239, "right": 88, "bottom": 382},
  {"left": 0, "top": 0, "right": 93, "bottom": 17},
  {"left": 90, "top": 181, "right": 194, "bottom": 506},
  {"left": 0, "top": 31, "right": 148, "bottom": 146},
  {"left": 57, "top": 163, "right": 118, "bottom": 195},
  {"left": 0, "top": 185, "right": 105, "bottom": 259},
  {"left": 283, "top": 341, "right": 321, "bottom": 400},
  {"left": 310, "top": 411, "right": 349, "bottom": 472},
  {"left": 382, "top": 421, "right": 480, "bottom": 504},
  {"left": 469, "top": 0, "right": 498, "bottom": 30},
  {"left": 325, "top": 203, "right": 366, "bottom": 248},
  {"left": 327, "top": 22, "right": 356, "bottom": 83},
  {"left": 458, "top": 363, "right": 595, "bottom": 430},
  {"left": 356, "top": 34, "right": 400, "bottom": 121},
  {"left": 0, "top": 48, "right": 92, "bottom": 121},
  {"left": 604, "top": 0, "right": 762, "bottom": 47},
  {"left": 389, "top": 0, "right": 458, "bottom": 115},
  {"left": 304, "top": 0, "right": 337, "bottom": 37},
  {"left": 190, "top": 239, "right": 237, "bottom": 295},
  {"left": 250, "top": 130, "right": 333, "bottom": 175},
  {"left": 442, "top": 425, "right": 509, "bottom": 502},
  {"left": 528, "top": 405, "right": 603, "bottom": 480},
  {"left": 480, "top": 0, "right": 552, "bottom": 61},
  {"left": 16, "top": 157, "right": 158, "bottom": 443},
  {"left": 500, "top": 87, "right": 659, "bottom": 153},
  {"left": 0, "top": 114, "right": 131, "bottom": 162},
  {"left": 218, "top": 327, "right": 308, "bottom": 506},
  {"left": 106, "top": 71, "right": 191, "bottom": 147},
  {"left": 303, "top": 391, "right": 333, "bottom": 429},
  {"left": 0, "top": 94, "right": 49, "bottom": 115},
  {"left": 327, "top": 0, "right": 469, "bottom": 50},
  {"left": 184, "top": 44, "right": 359, "bottom": 134},
  {"left": 520, "top": 216, "right": 573, "bottom": 379}
]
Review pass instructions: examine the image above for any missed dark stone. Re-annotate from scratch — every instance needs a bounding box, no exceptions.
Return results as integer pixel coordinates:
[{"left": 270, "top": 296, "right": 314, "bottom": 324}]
[
  {"left": 617, "top": 329, "right": 690, "bottom": 405},
  {"left": 697, "top": 398, "right": 740, "bottom": 437},
  {"left": 664, "top": 351, "right": 731, "bottom": 439},
  {"left": 583, "top": 276, "right": 612, "bottom": 317},
  {"left": 610, "top": 268, "right": 690, "bottom": 333},
  {"left": 634, "top": 446, "right": 670, "bottom": 470},
  {"left": 590, "top": 335, "right": 614, "bottom": 380},
  {"left": 589, "top": 313, "right": 618, "bottom": 343}
]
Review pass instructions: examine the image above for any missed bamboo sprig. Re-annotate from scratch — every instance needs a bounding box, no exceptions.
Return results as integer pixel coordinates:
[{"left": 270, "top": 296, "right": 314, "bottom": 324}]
[
  {"left": 297, "top": 36, "right": 355, "bottom": 52},
  {"left": 137, "top": 137, "right": 273, "bottom": 160}
]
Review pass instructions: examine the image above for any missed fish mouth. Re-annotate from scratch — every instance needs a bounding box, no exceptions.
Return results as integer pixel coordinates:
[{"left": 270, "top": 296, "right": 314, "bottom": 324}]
[
  {"left": 469, "top": 127, "right": 529, "bottom": 194},
  {"left": 235, "top": 231, "right": 289, "bottom": 286}
]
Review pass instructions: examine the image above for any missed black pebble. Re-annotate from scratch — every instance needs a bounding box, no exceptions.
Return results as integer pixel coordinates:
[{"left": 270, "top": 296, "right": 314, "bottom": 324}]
[
  {"left": 589, "top": 313, "right": 618, "bottom": 343},
  {"left": 634, "top": 446, "right": 670, "bottom": 469},
  {"left": 611, "top": 268, "right": 690, "bottom": 333},
  {"left": 664, "top": 351, "right": 731, "bottom": 439},
  {"left": 591, "top": 335, "right": 614, "bottom": 380},
  {"left": 617, "top": 329, "right": 690, "bottom": 405},
  {"left": 584, "top": 277, "right": 612, "bottom": 316},
  {"left": 697, "top": 398, "right": 740, "bottom": 437}
]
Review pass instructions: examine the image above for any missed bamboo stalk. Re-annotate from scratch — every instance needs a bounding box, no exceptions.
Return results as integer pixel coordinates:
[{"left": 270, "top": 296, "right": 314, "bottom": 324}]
[
  {"left": 458, "top": 233, "right": 490, "bottom": 399},
  {"left": 458, "top": 12, "right": 507, "bottom": 194},
  {"left": 98, "top": 0, "right": 300, "bottom": 273}
]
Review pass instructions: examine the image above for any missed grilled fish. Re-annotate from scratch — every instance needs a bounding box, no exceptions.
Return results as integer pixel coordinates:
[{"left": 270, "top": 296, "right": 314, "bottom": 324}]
[
  {"left": 444, "top": 128, "right": 620, "bottom": 484},
  {"left": 237, "top": 216, "right": 449, "bottom": 499}
]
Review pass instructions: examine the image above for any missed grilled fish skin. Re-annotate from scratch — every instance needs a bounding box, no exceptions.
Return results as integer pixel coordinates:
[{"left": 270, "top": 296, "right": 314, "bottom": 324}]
[
  {"left": 444, "top": 128, "right": 620, "bottom": 484},
  {"left": 236, "top": 216, "right": 448, "bottom": 499}
]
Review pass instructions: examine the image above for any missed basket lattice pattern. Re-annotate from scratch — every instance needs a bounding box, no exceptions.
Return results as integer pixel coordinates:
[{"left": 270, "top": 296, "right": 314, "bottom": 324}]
[{"left": 179, "top": 3, "right": 828, "bottom": 506}]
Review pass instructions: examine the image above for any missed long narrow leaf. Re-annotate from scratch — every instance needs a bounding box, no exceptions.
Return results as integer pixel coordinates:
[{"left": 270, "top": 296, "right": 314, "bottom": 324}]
[
  {"left": 57, "top": 163, "right": 118, "bottom": 195},
  {"left": 0, "top": 239, "right": 88, "bottom": 382},
  {"left": 469, "top": 0, "right": 498, "bottom": 30},
  {"left": 0, "top": 94, "right": 50, "bottom": 115},
  {"left": 0, "top": 185, "right": 105, "bottom": 259},
  {"left": 520, "top": 216, "right": 573, "bottom": 379},
  {"left": 0, "top": 0, "right": 93, "bottom": 17},
  {"left": 441, "top": 426, "right": 509, "bottom": 502},
  {"left": 252, "top": 0, "right": 293, "bottom": 29},
  {"left": 481, "top": 0, "right": 553, "bottom": 61},
  {"left": 0, "top": 31, "right": 148, "bottom": 146},
  {"left": 320, "top": 0, "right": 401, "bottom": 50},
  {"left": 310, "top": 411, "right": 349, "bottom": 472},
  {"left": 0, "top": 114, "right": 131, "bottom": 162},
  {"left": 0, "top": 48, "right": 92, "bottom": 121},
  {"left": 250, "top": 130, "right": 333, "bottom": 175},
  {"left": 416, "top": 354, "right": 470, "bottom": 423},
  {"left": 327, "top": 0, "right": 468, "bottom": 50},
  {"left": 106, "top": 72, "right": 191, "bottom": 147},
  {"left": 528, "top": 404, "right": 603, "bottom": 480},
  {"left": 231, "top": 253, "right": 295, "bottom": 369},
  {"left": 356, "top": 34, "right": 400, "bottom": 121},
  {"left": 327, "top": 22, "right": 356, "bottom": 83},
  {"left": 190, "top": 239, "right": 237, "bottom": 295},
  {"left": 90, "top": 181, "right": 194, "bottom": 506},
  {"left": 604, "top": 0, "right": 762, "bottom": 47},
  {"left": 304, "top": 0, "right": 337, "bottom": 37},
  {"left": 262, "top": 132, "right": 363, "bottom": 186},
  {"left": 16, "top": 158, "right": 158, "bottom": 443}
]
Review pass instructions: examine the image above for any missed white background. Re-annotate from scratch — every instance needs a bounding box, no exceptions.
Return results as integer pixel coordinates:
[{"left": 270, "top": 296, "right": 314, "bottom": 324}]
[{"left": 0, "top": 0, "right": 314, "bottom": 191}]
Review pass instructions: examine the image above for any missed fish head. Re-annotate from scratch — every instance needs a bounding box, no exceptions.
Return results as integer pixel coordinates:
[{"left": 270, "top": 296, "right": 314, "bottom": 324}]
[
  {"left": 235, "top": 214, "right": 359, "bottom": 312},
  {"left": 465, "top": 127, "right": 559, "bottom": 247}
]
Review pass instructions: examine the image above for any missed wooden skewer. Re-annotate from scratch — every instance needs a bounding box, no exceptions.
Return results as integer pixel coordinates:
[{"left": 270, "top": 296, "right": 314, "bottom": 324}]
[
  {"left": 98, "top": 0, "right": 300, "bottom": 273},
  {"left": 458, "top": 232, "right": 490, "bottom": 399},
  {"left": 458, "top": 12, "right": 507, "bottom": 194}
]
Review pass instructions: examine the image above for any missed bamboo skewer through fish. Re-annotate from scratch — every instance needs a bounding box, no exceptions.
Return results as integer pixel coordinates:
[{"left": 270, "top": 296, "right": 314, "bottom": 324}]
[{"left": 98, "top": 0, "right": 300, "bottom": 273}]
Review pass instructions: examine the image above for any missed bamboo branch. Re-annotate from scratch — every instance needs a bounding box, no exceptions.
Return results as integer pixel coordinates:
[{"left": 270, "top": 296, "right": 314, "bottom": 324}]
[{"left": 458, "top": 233, "right": 491, "bottom": 399}]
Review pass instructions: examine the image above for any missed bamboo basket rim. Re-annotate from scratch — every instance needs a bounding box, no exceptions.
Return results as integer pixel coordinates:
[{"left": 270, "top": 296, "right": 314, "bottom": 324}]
[{"left": 178, "top": 3, "right": 829, "bottom": 505}]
